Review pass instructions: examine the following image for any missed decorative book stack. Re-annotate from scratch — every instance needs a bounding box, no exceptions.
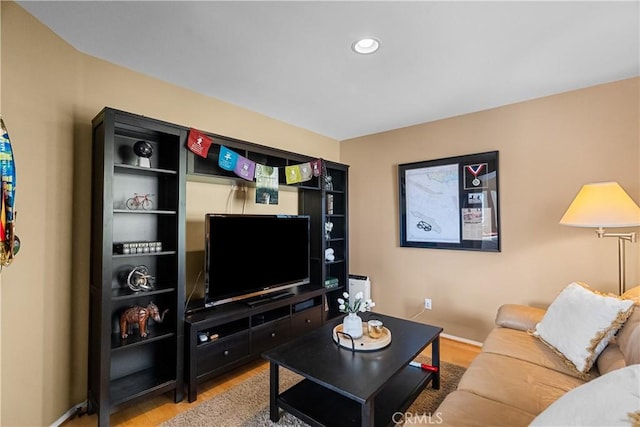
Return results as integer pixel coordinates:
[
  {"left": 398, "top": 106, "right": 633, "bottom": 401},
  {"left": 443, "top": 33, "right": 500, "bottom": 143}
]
[{"left": 324, "top": 277, "right": 339, "bottom": 289}]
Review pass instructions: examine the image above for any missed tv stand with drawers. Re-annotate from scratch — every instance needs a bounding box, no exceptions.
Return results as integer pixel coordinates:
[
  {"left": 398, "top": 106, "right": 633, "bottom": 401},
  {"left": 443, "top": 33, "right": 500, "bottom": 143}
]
[{"left": 184, "top": 284, "right": 325, "bottom": 402}]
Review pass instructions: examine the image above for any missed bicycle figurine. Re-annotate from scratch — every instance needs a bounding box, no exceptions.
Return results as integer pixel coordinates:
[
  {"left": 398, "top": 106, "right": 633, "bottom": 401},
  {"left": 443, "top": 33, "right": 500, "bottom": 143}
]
[{"left": 126, "top": 193, "right": 154, "bottom": 210}]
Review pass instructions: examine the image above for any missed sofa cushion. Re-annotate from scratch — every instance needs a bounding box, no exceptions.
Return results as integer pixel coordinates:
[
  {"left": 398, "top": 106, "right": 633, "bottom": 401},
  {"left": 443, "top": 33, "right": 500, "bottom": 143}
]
[
  {"left": 430, "top": 390, "right": 535, "bottom": 427},
  {"left": 483, "top": 327, "right": 597, "bottom": 380},
  {"left": 495, "top": 304, "right": 546, "bottom": 331},
  {"left": 529, "top": 364, "right": 640, "bottom": 426},
  {"left": 617, "top": 286, "right": 640, "bottom": 366},
  {"left": 596, "top": 342, "right": 627, "bottom": 375},
  {"left": 456, "top": 352, "right": 587, "bottom": 415},
  {"left": 532, "top": 282, "right": 634, "bottom": 375},
  {"left": 622, "top": 285, "right": 640, "bottom": 303},
  {"left": 616, "top": 304, "right": 640, "bottom": 366}
]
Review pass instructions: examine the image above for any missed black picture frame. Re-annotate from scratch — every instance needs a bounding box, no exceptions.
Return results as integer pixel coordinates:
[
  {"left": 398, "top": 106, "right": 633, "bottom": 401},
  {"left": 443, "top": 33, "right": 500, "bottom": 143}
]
[{"left": 398, "top": 151, "right": 500, "bottom": 252}]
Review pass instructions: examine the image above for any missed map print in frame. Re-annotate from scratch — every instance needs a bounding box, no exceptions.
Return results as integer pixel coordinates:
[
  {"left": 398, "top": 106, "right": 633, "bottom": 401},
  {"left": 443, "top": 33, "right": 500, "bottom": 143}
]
[{"left": 398, "top": 151, "right": 500, "bottom": 252}]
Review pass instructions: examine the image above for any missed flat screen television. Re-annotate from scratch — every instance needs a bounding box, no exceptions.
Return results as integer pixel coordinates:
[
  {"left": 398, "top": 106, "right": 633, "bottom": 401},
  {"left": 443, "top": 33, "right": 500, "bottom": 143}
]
[{"left": 204, "top": 213, "right": 311, "bottom": 307}]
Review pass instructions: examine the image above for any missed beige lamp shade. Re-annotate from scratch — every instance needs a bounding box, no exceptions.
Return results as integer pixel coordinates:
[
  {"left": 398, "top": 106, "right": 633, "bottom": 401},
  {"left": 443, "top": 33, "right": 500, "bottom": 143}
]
[{"left": 560, "top": 182, "right": 640, "bottom": 228}]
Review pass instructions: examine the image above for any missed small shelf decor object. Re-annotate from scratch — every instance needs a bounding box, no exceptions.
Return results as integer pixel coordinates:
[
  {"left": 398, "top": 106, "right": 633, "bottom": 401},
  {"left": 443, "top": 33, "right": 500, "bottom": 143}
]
[
  {"left": 126, "top": 265, "right": 155, "bottom": 292},
  {"left": 133, "top": 140, "right": 153, "bottom": 168},
  {"left": 125, "top": 193, "right": 154, "bottom": 210},
  {"left": 119, "top": 302, "right": 168, "bottom": 339},
  {"left": 398, "top": 150, "right": 500, "bottom": 252},
  {"left": 342, "top": 312, "right": 363, "bottom": 338},
  {"left": 324, "top": 221, "right": 333, "bottom": 240},
  {"left": 113, "top": 241, "right": 162, "bottom": 255},
  {"left": 337, "top": 291, "right": 375, "bottom": 339}
]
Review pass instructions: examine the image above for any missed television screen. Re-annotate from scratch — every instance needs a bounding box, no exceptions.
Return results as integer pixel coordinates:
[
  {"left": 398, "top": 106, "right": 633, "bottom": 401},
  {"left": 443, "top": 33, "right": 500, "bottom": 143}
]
[{"left": 204, "top": 214, "right": 310, "bottom": 307}]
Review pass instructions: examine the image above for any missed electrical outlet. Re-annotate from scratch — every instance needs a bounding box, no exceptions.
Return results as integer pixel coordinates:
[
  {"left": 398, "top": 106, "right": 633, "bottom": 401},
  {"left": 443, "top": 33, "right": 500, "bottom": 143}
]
[{"left": 424, "top": 298, "right": 432, "bottom": 310}]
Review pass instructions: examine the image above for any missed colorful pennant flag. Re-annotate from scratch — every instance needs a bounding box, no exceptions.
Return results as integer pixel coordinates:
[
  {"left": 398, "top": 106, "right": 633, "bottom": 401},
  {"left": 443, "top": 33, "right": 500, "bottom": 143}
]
[
  {"left": 186, "top": 128, "right": 213, "bottom": 158},
  {"left": 255, "top": 164, "right": 279, "bottom": 205},
  {"left": 285, "top": 164, "right": 302, "bottom": 184},
  {"left": 234, "top": 155, "right": 256, "bottom": 181},
  {"left": 299, "top": 162, "right": 313, "bottom": 182},
  {"left": 218, "top": 145, "right": 238, "bottom": 171},
  {"left": 310, "top": 159, "right": 323, "bottom": 177}
]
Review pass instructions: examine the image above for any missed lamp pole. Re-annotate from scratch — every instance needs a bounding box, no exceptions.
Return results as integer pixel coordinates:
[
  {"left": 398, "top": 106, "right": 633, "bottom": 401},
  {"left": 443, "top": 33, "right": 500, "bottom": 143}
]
[{"left": 595, "top": 227, "right": 637, "bottom": 295}]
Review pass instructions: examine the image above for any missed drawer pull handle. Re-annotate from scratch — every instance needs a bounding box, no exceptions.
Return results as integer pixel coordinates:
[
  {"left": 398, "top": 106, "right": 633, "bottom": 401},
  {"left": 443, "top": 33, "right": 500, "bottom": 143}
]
[
  {"left": 271, "top": 332, "right": 276, "bottom": 338},
  {"left": 306, "top": 319, "right": 311, "bottom": 324},
  {"left": 223, "top": 350, "right": 229, "bottom": 356}
]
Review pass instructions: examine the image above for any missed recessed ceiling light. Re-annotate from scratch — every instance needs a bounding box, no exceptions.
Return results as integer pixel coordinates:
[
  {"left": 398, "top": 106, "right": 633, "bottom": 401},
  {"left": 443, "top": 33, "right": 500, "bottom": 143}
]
[{"left": 352, "top": 38, "right": 380, "bottom": 55}]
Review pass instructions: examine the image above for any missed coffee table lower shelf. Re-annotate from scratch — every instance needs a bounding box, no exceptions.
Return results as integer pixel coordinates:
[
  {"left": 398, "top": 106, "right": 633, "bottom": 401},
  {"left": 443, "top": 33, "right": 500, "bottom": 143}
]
[{"left": 277, "top": 366, "right": 435, "bottom": 427}]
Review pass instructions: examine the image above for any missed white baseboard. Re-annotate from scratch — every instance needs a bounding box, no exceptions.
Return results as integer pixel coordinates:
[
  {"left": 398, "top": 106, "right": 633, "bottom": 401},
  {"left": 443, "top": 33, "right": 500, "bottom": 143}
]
[
  {"left": 50, "top": 401, "right": 85, "bottom": 427},
  {"left": 441, "top": 332, "right": 482, "bottom": 347}
]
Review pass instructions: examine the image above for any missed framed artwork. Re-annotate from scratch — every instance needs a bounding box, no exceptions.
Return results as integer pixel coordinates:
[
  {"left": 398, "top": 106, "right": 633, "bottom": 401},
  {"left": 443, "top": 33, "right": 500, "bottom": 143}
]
[{"left": 398, "top": 150, "right": 500, "bottom": 252}]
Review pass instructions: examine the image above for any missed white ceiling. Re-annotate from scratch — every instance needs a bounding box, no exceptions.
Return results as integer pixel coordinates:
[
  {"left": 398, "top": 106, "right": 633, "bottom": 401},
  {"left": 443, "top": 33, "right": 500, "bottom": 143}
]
[{"left": 17, "top": 1, "right": 640, "bottom": 141}]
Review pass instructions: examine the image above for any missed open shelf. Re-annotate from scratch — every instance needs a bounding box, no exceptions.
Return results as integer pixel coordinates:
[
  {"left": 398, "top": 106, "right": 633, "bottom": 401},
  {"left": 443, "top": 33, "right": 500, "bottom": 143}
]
[
  {"left": 110, "top": 367, "right": 177, "bottom": 408},
  {"left": 278, "top": 366, "right": 433, "bottom": 427},
  {"left": 113, "top": 209, "right": 177, "bottom": 215},
  {"left": 111, "top": 286, "right": 176, "bottom": 301},
  {"left": 114, "top": 163, "right": 178, "bottom": 176}
]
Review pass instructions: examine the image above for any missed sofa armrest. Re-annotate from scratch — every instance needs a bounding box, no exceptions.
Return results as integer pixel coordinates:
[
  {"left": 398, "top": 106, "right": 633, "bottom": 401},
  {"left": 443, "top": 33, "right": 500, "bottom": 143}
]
[{"left": 495, "top": 304, "right": 546, "bottom": 331}]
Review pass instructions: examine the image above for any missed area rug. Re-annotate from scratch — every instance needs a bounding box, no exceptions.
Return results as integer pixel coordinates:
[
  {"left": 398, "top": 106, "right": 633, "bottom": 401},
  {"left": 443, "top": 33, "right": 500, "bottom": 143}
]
[{"left": 161, "top": 356, "right": 465, "bottom": 427}]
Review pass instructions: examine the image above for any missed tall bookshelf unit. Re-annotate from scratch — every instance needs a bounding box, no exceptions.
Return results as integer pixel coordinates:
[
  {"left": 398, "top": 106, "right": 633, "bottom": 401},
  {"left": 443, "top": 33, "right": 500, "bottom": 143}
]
[
  {"left": 299, "top": 161, "right": 349, "bottom": 318},
  {"left": 89, "top": 108, "right": 186, "bottom": 426}
]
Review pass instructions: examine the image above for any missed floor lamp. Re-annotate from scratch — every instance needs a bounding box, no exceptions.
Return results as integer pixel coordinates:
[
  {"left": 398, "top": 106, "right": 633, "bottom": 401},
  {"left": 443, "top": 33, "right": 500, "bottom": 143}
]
[{"left": 560, "top": 182, "right": 640, "bottom": 295}]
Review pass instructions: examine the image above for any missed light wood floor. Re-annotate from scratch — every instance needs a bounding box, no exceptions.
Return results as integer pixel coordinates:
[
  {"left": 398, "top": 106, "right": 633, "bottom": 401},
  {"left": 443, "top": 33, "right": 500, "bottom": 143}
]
[{"left": 63, "top": 337, "right": 480, "bottom": 427}]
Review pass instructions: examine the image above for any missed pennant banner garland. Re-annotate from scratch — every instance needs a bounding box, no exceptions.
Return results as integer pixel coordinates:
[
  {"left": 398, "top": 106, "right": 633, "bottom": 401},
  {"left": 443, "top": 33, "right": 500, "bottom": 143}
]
[
  {"left": 185, "top": 138, "right": 322, "bottom": 193},
  {"left": 216, "top": 145, "right": 321, "bottom": 186}
]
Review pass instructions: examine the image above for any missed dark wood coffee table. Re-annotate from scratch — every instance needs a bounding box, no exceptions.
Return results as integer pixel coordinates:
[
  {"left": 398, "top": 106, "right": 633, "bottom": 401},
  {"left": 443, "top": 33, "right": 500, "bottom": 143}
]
[{"left": 262, "top": 312, "right": 443, "bottom": 427}]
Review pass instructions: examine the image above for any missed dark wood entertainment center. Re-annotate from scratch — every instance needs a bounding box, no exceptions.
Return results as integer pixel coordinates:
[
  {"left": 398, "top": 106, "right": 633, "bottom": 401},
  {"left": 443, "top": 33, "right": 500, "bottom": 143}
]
[
  {"left": 89, "top": 108, "right": 349, "bottom": 425},
  {"left": 184, "top": 284, "right": 325, "bottom": 402}
]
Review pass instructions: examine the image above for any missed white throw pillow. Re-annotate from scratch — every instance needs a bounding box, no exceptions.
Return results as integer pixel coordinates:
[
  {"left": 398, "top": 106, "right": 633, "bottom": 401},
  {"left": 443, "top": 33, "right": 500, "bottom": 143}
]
[
  {"left": 529, "top": 364, "right": 640, "bottom": 426},
  {"left": 532, "top": 282, "right": 634, "bottom": 375}
]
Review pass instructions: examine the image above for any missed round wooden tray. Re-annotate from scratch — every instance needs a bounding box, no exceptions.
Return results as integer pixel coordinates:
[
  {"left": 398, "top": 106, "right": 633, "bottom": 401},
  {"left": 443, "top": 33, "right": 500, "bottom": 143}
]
[{"left": 332, "top": 324, "right": 392, "bottom": 351}]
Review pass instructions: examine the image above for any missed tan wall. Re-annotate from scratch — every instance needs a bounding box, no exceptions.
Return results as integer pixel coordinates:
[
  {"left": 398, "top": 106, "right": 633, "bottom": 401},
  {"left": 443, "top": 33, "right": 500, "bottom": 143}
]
[
  {"left": 1, "top": 4, "right": 80, "bottom": 426},
  {"left": 1, "top": 2, "right": 339, "bottom": 425},
  {"left": 342, "top": 77, "right": 640, "bottom": 342}
]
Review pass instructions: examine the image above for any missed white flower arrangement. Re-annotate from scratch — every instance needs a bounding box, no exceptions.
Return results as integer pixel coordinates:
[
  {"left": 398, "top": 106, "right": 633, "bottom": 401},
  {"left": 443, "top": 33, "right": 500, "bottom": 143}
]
[{"left": 337, "top": 291, "right": 375, "bottom": 314}]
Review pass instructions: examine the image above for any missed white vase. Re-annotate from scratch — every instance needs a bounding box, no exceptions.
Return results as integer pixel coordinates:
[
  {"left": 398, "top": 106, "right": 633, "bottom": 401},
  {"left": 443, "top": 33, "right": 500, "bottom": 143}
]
[{"left": 342, "top": 312, "right": 363, "bottom": 339}]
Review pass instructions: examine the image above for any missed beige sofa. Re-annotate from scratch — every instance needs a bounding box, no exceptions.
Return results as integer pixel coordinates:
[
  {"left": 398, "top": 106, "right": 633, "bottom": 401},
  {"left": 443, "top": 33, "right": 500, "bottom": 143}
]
[{"left": 433, "top": 285, "right": 640, "bottom": 426}]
